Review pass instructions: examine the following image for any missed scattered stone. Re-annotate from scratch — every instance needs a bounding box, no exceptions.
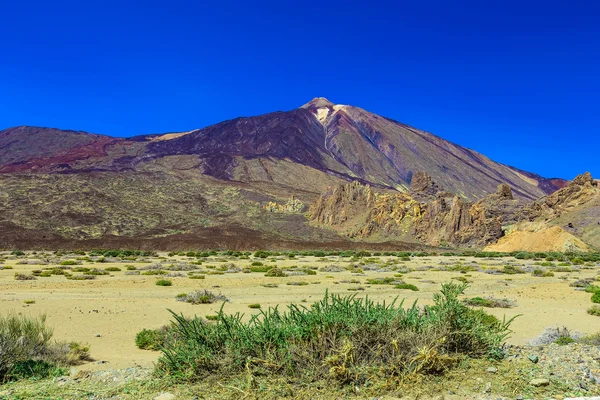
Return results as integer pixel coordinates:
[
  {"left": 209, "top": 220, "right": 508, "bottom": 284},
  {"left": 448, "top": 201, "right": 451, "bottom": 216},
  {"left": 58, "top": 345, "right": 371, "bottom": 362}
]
[
  {"left": 529, "top": 378, "right": 550, "bottom": 387},
  {"left": 487, "top": 366, "right": 498, "bottom": 373},
  {"left": 528, "top": 354, "right": 539, "bottom": 363},
  {"left": 483, "top": 381, "right": 492, "bottom": 393},
  {"left": 95, "top": 333, "right": 102, "bottom": 337},
  {"left": 153, "top": 393, "right": 175, "bottom": 400}
]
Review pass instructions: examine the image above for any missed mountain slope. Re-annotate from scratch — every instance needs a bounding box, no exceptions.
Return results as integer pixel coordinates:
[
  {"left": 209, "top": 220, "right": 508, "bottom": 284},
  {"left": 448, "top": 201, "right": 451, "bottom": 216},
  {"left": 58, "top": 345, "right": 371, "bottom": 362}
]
[
  {"left": 0, "top": 98, "right": 564, "bottom": 200},
  {"left": 0, "top": 98, "right": 571, "bottom": 249}
]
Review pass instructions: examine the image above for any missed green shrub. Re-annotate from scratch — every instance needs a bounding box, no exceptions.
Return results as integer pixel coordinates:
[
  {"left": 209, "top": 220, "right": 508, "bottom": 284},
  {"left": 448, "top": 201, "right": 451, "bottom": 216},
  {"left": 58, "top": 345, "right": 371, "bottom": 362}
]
[
  {"left": 189, "top": 275, "right": 205, "bottom": 280},
  {"left": 176, "top": 290, "right": 228, "bottom": 304},
  {"left": 555, "top": 336, "right": 575, "bottom": 346},
  {"left": 135, "top": 328, "right": 167, "bottom": 350},
  {"left": 154, "top": 283, "right": 515, "bottom": 384},
  {"left": 249, "top": 265, "right": 271, "bottom": 273},
  {"left": 265, "top": 267, "right": 286, "bottom": 277},
  {"left": 501, "top": 265, "right": 525, "bottom": 275},
  {"left": 104, "top": 267, "right": 121, "bottom": 272},
  {"left": 592, "top": 292, "right": 600, "bottom": 304},
  {"left": 464, "top": 296, "right": 517, "bottom": 308},
  {"left": 585, "top": 285, "right": 600, "bottom": 293},
  {"left": 394, "top": 283, "right": 419, "bottom": 291},
  {"left": 59, "top": 260, "right": 77, "bottom": 266},
  {"left": 532, "top": 269, "right": 554, "bottom": 277},
  {"left": 366, "top": 277, "right": 397, "bottom": 285},
  {"left": 286, "top": 281, "right": 309, "bottom": 286},
  {"left": 156, "top": 279, "right": 173, "bottom": 286},
  {"left": 141, "top": 270, "right": 167, "bottom": 275},
  {"left": 0, "top": 314, "right": 89, "bottom": 381},
  {"left": 587, "top": 305, "right": 600, "bottom": 316},
  {"left": 248, "top": 304, "right": 261, "bottom": 309}
]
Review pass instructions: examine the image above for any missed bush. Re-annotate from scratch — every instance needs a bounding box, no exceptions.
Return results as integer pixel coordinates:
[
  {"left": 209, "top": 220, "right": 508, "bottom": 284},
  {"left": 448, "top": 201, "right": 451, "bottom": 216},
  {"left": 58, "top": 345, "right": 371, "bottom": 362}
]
[
  {"left": 14, "top": 273, "right": 36, "bottom": 281},
  {"left": 59, "top": 260, "right": 77, "bottom": 266},
  {"left": 366, "top": 277, "right": 397, "bottom": 285},
  {"left": 555, "top": 336, "right": 575, "bottom": 346},
  {"left": 0, "top": 314, "right": 90, "bottom": 381},
  {"left": 176, "top": 290, "right": 228, "bottom": 304},
  {"left": 532, "top": 269, "right": 554, "bottom": 277},
  {"left": 587, "top": 305, "right": 600, "bottom": 316},
  {"left": 585, "top": 285, "right": 600, "bottom": 293},
  {"left": 249, "top": 265, "right": 272, "bottom": 273},
  {"left": 394, "top": 283, "right": 419, "bottom": 291},
  {"left": 592, "top": 292, "right": 600, "bottom": 304},
  {"left": 265, "top": 267, "right": 286, "bottom": 277},
  {"left": 464, "top": 296, "right": 517, "bottom": 308},
  {"left": 154, "top": 283, "right": 515, "bottom": 383},
  {"left": 501, "top": 265, "right": 525, "bottom": 275},
  {"left": 156, "top": 279, "right": 173, "bottom": 286},
  {"left": 248, "top": 304, "right": 261, "bottom": 309},
  {"left": 104, "top": 267, "right": 121, "bottom": 272},
  {"left": 530, "top": 326, "right": 579, "bottom": 346},
  {"left": 135, "top": 328, "right": 167, "bottom": 350}
]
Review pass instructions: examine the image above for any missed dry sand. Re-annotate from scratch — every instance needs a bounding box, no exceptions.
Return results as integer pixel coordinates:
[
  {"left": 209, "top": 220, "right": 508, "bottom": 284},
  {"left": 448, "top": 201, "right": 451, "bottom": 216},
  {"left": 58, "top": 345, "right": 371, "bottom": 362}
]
[{"left": 0, "top": 253, "right": 598, "bottom": 372}]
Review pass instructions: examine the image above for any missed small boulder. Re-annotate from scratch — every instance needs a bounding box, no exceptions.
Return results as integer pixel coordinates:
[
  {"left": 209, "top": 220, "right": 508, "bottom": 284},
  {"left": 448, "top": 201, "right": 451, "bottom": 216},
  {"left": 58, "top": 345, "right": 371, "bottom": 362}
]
[
  {"left": 529, "top": 378, "right": 550, "bottom": 387},
  {"left": 528, "top": 354, "right": 539, "bottom": 364}
]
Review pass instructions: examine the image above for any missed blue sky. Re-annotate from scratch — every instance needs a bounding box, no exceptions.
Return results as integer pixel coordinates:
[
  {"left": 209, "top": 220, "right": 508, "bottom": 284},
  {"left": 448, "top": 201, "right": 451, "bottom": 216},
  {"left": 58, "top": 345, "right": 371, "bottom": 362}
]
[{"left": 1, "top": 1, "right": 598, "bottom": 179}]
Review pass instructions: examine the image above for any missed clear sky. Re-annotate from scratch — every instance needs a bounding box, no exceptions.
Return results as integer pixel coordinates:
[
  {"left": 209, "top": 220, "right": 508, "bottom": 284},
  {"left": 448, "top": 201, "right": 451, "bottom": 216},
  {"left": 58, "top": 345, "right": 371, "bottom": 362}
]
[{"left": 1, "top": 1, "right": 598, "bottom": 179}]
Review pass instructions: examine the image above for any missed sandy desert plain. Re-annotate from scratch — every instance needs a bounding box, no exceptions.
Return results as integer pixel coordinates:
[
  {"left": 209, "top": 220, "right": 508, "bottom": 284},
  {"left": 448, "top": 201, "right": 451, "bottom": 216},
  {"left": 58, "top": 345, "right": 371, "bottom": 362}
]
[
  {"left": 1, "top": 249, "right": 599, "bottom": 372},
  {"left": 0, "top": 252, "right": 600, "bottom": 370}
]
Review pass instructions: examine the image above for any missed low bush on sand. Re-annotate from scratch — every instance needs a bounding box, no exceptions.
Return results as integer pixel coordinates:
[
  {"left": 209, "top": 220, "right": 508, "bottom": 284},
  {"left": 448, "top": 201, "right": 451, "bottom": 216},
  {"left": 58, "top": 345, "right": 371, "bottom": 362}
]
[
  {"left": 464, "top": 296, "right": 517, "bottom": 308},
  {"left": 153, "top": 283, "right": 514, "bottom": 385},
  {"left": 587, "top": 305, "right": 600, "bottom": 316},
  {"left": 175, "top": 290, "right": 228, "bottom": 305},
  {"left": 394, "top": 283, "right": 419, "bottom": 291},
  {"left": 0, "top": 314, "right": 90, "bottom": 382}
]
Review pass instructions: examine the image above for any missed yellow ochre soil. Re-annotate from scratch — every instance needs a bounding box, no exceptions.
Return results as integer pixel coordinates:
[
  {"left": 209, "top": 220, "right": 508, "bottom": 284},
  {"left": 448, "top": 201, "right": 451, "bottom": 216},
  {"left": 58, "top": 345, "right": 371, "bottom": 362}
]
[{"left": 0, "top": 253, "right": 598, "bottom": 372}]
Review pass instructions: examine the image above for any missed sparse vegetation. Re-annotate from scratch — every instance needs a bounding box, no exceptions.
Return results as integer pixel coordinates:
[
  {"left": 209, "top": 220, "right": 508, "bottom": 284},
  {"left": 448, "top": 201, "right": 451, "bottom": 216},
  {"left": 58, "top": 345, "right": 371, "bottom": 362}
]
[
  {"left": 532, "top": 269, "right": 554, "bottom": 277},
  {"left": 175, "top": 290, "right": 228, "bottom": 304},
  {"left": 0, "top": 313, "right": 90, "bottom": 381},
  {"left": 587, "top": 305, "right": 600, "bottom": 316},
  {"left": 155, "top": 279, "right": 172, "bottom": 286},
  {"left": 464, "top": 296, "right": 517, "bottom": 308},
  {"left": 394, "top": 283, "right": 419, "bottom": 291},
  {"left": 264, "top": 267, "right": 286, "bottom": 277}
]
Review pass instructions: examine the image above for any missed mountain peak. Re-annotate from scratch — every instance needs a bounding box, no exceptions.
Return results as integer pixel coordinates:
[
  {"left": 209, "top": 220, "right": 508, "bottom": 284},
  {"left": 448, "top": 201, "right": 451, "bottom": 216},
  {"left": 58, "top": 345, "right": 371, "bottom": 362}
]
[{"left": 301, "top": 97, "right": 334, "bottom": 109}]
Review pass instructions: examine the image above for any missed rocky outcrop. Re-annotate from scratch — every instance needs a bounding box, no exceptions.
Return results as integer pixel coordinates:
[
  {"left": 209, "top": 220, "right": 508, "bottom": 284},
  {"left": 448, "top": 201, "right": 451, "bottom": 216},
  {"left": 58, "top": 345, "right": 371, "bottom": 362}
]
[
  {"left": 264, "top": 195, "right": 305, "bottom": 213},
  {"left": 309, "top": 175, "right": 519, "bottom": 247},
  {"left": 519, "top": 172, "right": 599, "bottom": 222}
]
